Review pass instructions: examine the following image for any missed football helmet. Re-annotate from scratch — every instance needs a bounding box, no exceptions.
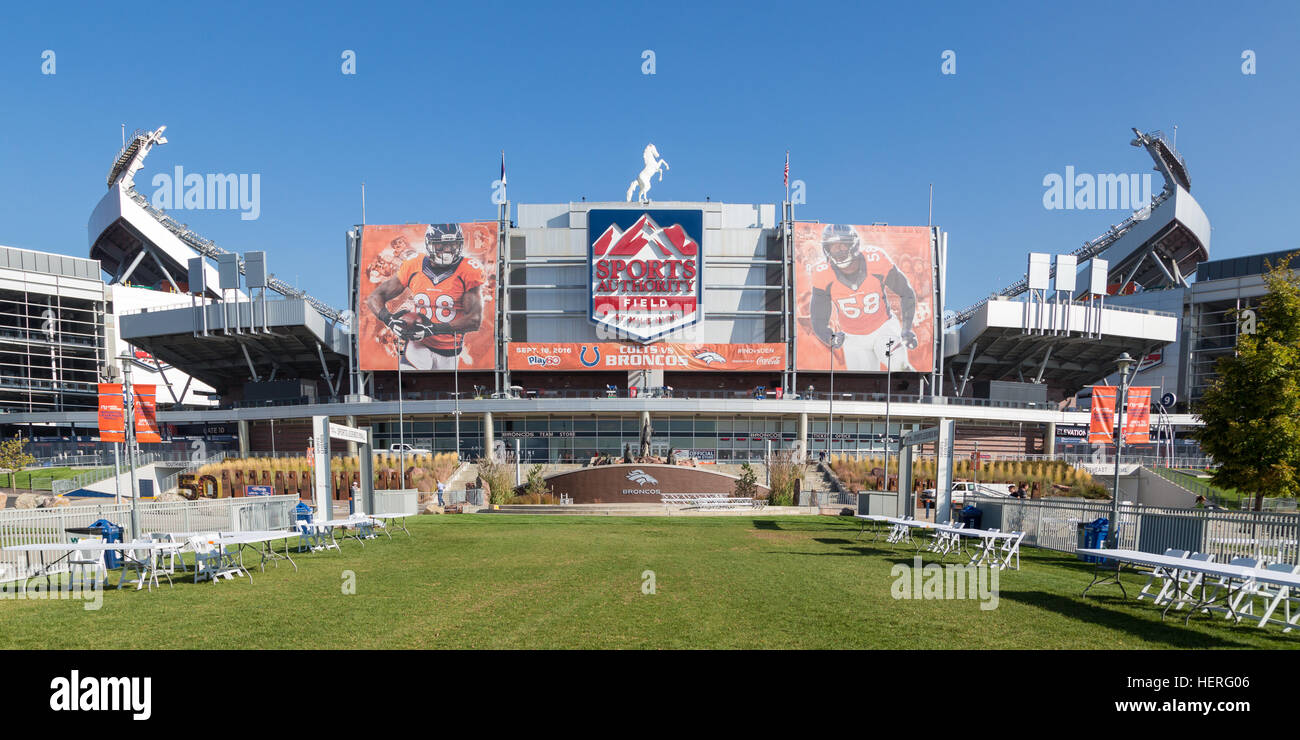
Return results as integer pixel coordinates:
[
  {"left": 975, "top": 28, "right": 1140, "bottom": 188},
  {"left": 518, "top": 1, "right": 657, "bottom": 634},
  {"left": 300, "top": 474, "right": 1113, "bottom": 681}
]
[
  {"left": 424, "top": 223, "right": 464, "bottom": 266},
  {"left": 821, "top": 224, "right": 861, "bottom": 269}
]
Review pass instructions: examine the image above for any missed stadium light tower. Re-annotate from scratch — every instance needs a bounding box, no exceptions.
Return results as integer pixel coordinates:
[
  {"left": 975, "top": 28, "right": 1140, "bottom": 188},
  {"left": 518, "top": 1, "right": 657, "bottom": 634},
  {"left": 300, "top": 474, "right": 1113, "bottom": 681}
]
[{"left": 1107, "top": 352, "right": 1135, "bottom": 549}]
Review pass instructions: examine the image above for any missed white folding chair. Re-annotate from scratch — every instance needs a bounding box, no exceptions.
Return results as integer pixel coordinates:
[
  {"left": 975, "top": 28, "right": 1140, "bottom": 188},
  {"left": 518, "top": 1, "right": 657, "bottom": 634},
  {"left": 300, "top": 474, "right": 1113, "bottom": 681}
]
[
  {"left": 118, "top": 538, "right": 161, "bottom": 591},
  {"left": 150, "top": 533, "right": 180, "bottom": 576},
  {"left": 1252, "top": 562, "right": 1300, "bottom": 631},
  {"left": 1197, "top": 556, "right": 1258, "bottom": 618},
  {"left": 189, "top": 534, "right": 221, "bottom": 584},
  {"left": 1164, "top": 552, "right": 1215, "bottom": 614},
  {"left": 997, "top": 531, "right": 1025, "bottom": 571},
  {"left": 1137, "top": 548, "right": 1189, "bottom": 604},
  {"left": 68, "top": 536, "right": 107, "bottom": 589}
]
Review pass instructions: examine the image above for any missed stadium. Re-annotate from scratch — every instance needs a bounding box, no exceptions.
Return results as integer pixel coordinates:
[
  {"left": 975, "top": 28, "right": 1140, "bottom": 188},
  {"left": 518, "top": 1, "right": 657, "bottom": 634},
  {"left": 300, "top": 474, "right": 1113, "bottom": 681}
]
[{"left": 0, "top": 124, "right": 1242, "bottom": 499}]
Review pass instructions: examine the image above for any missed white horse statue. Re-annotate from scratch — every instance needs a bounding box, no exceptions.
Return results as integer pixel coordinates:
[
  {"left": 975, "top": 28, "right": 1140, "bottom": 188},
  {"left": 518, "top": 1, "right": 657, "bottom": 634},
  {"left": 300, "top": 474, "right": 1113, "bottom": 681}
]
[{"left": 626, "top": 143, "right": 669, "bottom": 203}]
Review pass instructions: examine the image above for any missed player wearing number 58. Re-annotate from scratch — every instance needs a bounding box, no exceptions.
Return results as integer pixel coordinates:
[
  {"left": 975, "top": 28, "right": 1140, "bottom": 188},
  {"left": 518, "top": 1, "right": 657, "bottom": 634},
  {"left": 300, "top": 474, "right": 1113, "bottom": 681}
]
[{"left": 365, "top": 223, "right": 484, "bottom": 370}]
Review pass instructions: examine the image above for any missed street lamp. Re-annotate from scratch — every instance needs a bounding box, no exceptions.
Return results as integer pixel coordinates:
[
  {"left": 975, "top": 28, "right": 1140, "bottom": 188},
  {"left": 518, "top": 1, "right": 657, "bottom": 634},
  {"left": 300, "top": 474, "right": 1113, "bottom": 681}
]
[
  {"left": 827, "top": 332, "right": 845, "bottom": 459},
  {"left": 1108, "top": 352, "right": 1135, "bottom": 549},
  {"left": 883, "top": 339, "right": 897, "bottom": 492},
  {"left": 454, "top": 340, "right": 461, "bottom": 464}
]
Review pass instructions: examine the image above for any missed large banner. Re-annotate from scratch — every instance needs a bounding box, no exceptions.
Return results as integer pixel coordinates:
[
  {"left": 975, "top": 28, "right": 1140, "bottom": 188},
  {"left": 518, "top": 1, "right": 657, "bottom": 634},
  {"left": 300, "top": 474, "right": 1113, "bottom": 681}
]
[
  {"left": 793, "top": 223, "right": 934, "bottom": 372},
  {"left": 507, "top": 342, "right": 786, "bottom": 372},
  {"left": 357, "top": 223, "right": 498, "bottom": 371}
]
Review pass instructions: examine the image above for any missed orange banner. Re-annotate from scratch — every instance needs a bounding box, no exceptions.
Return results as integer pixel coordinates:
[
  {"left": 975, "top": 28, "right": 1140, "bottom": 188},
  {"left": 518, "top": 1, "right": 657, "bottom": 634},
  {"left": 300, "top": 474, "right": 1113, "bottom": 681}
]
[
  {"left": 1089, "top": 386, "right": 1116, "bottom": 444},
  {"left": 507, "top": 342, "right": 787, "bottom": 372},
  {"left": 1124, "top": 387, "right": 1151, "bottom": 444},
  {"left": 134, "top": 384, "right": 161, "bottom": 444},
  {"left": 98, "top": 383, "right": 125, "bottom": 443}
]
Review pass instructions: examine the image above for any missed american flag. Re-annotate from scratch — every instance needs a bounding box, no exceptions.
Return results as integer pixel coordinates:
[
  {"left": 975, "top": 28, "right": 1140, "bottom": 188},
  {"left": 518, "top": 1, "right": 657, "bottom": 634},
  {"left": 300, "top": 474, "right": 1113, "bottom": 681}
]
[{"left": 783, "top": 151, "right": 789, "bottom": 188}]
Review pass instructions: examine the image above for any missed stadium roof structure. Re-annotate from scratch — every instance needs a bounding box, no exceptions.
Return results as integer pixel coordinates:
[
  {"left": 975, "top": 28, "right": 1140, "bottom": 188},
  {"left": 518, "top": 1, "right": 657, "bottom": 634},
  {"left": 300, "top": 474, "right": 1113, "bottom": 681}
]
[
  {"left": 943, "top": 298, "right": 1177, "bottom": 397},
  {"left": 88, "top": 126, "right": 344, "bottom": 321},
  {"left": 117, "top": 299, "right": 350, "bottom": 396},
  {"left": 941, "top": 128, "right": 1210, "bottom": 396}
]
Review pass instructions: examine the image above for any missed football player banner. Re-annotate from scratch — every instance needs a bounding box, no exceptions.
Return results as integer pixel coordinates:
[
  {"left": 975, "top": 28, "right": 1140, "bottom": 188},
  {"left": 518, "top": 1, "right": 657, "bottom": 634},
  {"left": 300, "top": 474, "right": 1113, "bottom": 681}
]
[
  {"left": 357, "top": 222, "right": 498, "bottom": 371},
  {"left": 793, "top": 223, "right": 935, "bottom": 372},
  {"left": 97, "top": 383, "right": 126, "bottom": 443},
  {"left": 506, "top": 342, "right": 787, "bottom": 371}
]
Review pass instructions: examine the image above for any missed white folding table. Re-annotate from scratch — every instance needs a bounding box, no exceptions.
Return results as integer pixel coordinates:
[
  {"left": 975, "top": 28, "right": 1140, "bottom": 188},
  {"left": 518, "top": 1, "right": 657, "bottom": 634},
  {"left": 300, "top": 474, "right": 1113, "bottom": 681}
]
[
  {"left": 2, "top": 541, "right": 185, "bottom": 591},
  {"left": 852, "top": 514, "right": 892, "bottom": 542},
  {"left": 367, "top": 512, "right": 412, "bottom": 538},
  {"left": 1079, "top": 548, "right": 1300, "bottom": 629},
  {"left": 939, "top": 527, "right": 1023, "bottom": 570}
]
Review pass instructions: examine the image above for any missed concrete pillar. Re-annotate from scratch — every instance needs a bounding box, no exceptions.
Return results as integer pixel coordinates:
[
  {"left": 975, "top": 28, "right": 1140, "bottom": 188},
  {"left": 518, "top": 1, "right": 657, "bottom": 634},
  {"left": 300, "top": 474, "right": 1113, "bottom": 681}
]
[
  {"left": 797, "top": 413, "right": 809, "bottom": 462},
  {"left": 345, "top": 415, "right": 359, "bottom": 457},
  {"left": 1046, "top": 422, "right": 1056, "bottom": 458},
  {"left": 237, "top": 419, "right": 250, "bottom": 457},
  {"left": 483, "top": 411, "right": 495, "bottom": 462}
]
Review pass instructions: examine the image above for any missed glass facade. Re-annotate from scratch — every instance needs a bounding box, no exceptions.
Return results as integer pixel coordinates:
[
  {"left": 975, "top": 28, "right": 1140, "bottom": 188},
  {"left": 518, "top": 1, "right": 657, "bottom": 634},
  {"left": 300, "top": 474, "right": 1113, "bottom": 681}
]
[{"left": 372, "top": 415, "right": 904, "bottom": 463}]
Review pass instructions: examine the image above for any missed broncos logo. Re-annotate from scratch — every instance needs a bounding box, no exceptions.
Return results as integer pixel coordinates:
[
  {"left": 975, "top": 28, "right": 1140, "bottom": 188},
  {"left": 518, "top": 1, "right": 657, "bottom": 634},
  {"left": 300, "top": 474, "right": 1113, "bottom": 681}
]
[
  {"left": 626, "top": 469, "right": 659, "bottom": 486},
  {"left": 692, "top": 351, "right": 726, "bottom": 365}
]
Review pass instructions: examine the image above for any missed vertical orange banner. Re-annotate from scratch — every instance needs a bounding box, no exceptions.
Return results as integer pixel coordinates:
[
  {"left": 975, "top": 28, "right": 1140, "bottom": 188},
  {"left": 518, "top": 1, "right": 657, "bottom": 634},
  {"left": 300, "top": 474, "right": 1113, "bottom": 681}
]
[
  {"left": 134, "top": 384, "right": 161, "bottom": 443},
  {"left": 98, "top": 383, "right": 125, "bottom": 443},
  {"left": 1124, "top": 387, "right": 1152, "bottom": 444},
  {"left": 1089, "top": 386, "right": 1116, "bottom": 444}
]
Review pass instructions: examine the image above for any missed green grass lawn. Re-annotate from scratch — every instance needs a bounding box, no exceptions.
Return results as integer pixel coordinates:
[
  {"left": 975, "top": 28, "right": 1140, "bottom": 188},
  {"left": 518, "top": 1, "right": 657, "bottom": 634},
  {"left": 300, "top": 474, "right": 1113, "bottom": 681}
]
[
  {"left": 0, "top": 467, "right": 107, "bottom": 492},
  {"left": 1, "top": 514, "right": 1296, "bottom": 649}
]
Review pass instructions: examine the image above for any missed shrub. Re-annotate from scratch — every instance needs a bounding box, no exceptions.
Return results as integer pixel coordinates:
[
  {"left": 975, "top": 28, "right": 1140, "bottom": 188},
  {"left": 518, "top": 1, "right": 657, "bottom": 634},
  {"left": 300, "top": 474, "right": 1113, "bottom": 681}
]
[
  {"left": 734, "top": 462, "right": 758, "bottom": 499},
  {"left": 476, "top": 456, "right": 516, "bottom": 505},
  {"left": 768, "top": 450, "right": 805, "bottom": 506}
]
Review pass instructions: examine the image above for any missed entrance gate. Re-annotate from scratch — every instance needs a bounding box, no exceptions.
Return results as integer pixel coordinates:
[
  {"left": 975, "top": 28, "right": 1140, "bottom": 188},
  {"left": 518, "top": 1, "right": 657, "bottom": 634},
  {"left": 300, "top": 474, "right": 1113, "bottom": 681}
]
[{"left": 896, "top": 419, "right": 956, "bottom": 524}]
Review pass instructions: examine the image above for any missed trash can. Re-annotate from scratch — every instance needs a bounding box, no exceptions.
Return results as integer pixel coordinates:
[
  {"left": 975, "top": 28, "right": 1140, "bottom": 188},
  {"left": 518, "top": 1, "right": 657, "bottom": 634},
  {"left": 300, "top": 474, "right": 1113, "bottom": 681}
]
[
  {"left": 89, "top": 519, "right": 123, "bottom": 568},
  {"left": 294, "top": 501, "right": 314, "bottom": 523},
  {"left": 1077, "top": 518, "right": 1109, "bottom": 562},
  {"left": 959, "top": 505, "right": 983, "bottom": 530}
]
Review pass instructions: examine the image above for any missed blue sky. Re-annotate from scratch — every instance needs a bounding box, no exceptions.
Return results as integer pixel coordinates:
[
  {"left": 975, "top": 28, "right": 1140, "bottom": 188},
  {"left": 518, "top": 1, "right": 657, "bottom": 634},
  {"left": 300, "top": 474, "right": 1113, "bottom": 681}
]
[{"left": 0, "top": 0, "right": 1296, "bottom": 311}]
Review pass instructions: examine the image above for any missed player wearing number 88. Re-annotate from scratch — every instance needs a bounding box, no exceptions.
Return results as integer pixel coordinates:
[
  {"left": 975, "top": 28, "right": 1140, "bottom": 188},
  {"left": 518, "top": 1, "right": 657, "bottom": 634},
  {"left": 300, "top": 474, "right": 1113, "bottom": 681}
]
[
  {"left": 810, "top": 224, "right": 918, "bottom": 372},
  {"left": 365, "top": 223, "right": 484, "bottom": 370}
]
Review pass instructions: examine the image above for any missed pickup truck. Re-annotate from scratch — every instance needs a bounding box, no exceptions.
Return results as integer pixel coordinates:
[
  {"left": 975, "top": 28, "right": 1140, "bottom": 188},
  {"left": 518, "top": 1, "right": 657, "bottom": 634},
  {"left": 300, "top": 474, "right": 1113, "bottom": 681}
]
[
  {"left": 388, "top": 443, "right": 431, "bottom": 455},
  {"left": 949, "top": 482, "right": 1012, "bottom": 504}
]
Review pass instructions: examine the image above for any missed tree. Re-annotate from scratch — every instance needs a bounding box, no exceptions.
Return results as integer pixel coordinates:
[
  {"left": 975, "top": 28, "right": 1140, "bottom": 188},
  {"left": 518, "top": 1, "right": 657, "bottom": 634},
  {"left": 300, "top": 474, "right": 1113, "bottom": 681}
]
[
  {"left": 1194, "top": 254, "right": 1300, "bottom": 510},
  {"left": 0, "top": 437, "right": 37, "bottom": 495},
  {"left": 734, "top": 462, "right": 758, "bottom": 499}
]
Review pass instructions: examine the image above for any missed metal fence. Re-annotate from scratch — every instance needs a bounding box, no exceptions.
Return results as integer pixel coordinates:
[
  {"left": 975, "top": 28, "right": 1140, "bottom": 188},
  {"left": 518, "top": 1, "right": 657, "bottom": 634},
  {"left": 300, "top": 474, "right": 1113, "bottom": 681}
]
[
  {"left": 0, "top": 495, "right": 298, "bottom": 582},
  {"left": 968, "top": 495, "right": 1300, "bottom": 566}
]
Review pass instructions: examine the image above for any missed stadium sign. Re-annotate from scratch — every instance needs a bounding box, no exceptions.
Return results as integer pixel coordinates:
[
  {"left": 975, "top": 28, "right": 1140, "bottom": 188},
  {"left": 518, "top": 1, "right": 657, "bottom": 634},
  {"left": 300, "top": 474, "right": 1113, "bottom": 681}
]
[{"left": 589, "top": 209, "right": 703, "bottom": 343}]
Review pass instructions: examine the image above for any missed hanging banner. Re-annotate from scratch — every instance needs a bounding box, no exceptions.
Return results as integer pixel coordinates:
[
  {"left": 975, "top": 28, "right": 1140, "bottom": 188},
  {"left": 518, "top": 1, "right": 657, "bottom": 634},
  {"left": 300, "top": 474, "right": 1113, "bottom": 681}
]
[
  {"left": 97, "top": 383, "right": 126, "bottom": 443},
  {"left": 793, "top": 223, "right": 935, "bottom": 372},
  {"left": 134, "top": 384, "right": 161, "bottom": 443},
  {"left": 357, "top": 222, "right": 499, "bottom": 372},
  {"left": 1124, "top": 386, "right": 1152, "bottom": 444},
  {"left": 506, "top": 342, "right": 786, "bottom": 372},
  {"left": 1088, "top": 386, "right": 1117, "bottom": 444}
]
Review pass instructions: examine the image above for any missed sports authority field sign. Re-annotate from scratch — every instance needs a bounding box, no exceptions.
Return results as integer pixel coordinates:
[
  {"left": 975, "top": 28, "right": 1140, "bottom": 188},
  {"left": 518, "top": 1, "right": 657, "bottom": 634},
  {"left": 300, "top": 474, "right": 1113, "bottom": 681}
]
[{"left": 589, "top": 209, "right": 703, "bottom": 343}]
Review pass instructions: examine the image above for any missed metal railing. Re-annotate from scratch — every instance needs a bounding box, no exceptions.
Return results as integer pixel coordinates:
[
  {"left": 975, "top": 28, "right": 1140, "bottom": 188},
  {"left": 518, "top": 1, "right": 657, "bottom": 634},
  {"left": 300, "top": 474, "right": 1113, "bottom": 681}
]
[
  {"left": 0, "top": 495, "right": 298, "bottom": 582},
  {"left": 967, "top": 495, "right": 1300, "bottom": 566},
  {"left": 51, "top": 452, "right": 212, "bottom": 495}
]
